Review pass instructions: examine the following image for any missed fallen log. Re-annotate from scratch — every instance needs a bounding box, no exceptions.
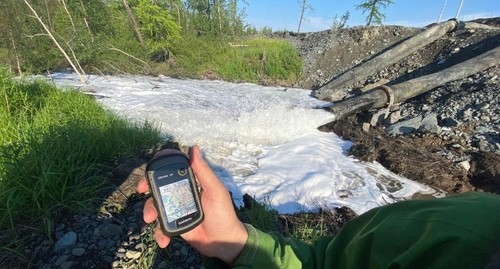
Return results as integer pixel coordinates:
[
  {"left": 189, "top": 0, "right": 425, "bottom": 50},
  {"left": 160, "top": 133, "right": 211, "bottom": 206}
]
[{"left": 326, "top": 46, "right": 499, "bottom": 121}]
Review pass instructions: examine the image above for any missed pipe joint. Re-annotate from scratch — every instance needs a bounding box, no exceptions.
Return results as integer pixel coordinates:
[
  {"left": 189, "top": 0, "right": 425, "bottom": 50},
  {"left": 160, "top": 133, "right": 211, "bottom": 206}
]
[{"left": 376, "top": 85, "right": 395, "bottom": 108}]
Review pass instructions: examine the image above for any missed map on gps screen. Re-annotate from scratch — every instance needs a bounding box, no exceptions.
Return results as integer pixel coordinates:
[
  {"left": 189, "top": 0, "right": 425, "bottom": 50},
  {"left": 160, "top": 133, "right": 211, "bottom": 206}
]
[{"left": 159, "top": 179, "right": 197, "bottom": 222}]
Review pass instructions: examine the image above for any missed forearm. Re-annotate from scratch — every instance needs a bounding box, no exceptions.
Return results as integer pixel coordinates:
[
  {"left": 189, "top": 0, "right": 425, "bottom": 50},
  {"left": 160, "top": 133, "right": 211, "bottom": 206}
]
[{"left": 230, "top": 224, "right": 333, "bottom": 269}]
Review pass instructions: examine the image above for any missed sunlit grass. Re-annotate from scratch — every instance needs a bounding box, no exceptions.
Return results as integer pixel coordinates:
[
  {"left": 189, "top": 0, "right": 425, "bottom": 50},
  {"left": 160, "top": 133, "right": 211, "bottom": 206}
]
[
  {"left": 0, "top": 69, "right": 163, "bottom": 264},
  {"left": 170, "top": 36, "right": 303, "bottom": 85}
]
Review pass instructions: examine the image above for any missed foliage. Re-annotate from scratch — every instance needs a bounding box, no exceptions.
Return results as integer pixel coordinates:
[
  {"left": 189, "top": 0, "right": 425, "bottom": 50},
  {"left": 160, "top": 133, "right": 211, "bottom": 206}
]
[
  {"left": 133, "top": 0, "right": 183, "bottom": 60},
  {"left": 356, "top": 0, "right": 394, "bottom": 26},
  {"left": 0, "top": 0, "right": 302, "bottom": 84},
  {"left": 332, "top": 11, "right": 350, "bottom": 29},
  {"left": 183, "top": 0, "right": 247, "bottom": 37},
  {"left": 0, "top": 70, "right": 163, "bottom": 263},
  {"left": 260, "top": 26, "right": 273, "bottom": 35}
]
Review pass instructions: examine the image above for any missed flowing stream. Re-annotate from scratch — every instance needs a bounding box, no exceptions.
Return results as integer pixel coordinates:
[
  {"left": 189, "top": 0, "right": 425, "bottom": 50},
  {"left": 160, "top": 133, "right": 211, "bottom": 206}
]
[{"left": 52, "top": 73, "right": 439, "bottom": 214}]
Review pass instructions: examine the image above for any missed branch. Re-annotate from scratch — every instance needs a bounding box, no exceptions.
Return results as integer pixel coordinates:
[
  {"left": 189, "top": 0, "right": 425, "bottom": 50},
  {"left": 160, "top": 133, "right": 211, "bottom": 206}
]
[
  {"left": 109, "top": 46, "right": 151, "bottom": 71},
  {"left": 24, "top": 33, "right": 50, "bottom": 38},
  {"left": 23, "top": 0, "right": 87, "bottom": 83}
]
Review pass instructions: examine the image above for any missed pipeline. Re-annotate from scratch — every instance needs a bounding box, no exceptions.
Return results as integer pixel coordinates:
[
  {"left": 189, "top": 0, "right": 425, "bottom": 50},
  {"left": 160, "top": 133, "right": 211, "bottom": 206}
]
[
  {"left": 326, "top": 45, "right": 499, "bottom": 121},
  {"left": 314, "top": 20, "right": 499, "bottom": 102}
]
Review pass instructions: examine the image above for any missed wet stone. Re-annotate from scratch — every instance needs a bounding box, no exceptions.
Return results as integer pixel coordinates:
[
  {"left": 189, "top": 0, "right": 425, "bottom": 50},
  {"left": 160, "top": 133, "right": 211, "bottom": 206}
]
[
  {"left": 71, "top": 248, "right": 86, "bottom": 257},
  {"left": 55, "top": 255, "right": 70, "bottom": 266},
  {"left": 61, "top": 261, "right": 76, "bottom": 269},
  {"left": 55, "top": 232, "right": 77, "bottom": 254}
]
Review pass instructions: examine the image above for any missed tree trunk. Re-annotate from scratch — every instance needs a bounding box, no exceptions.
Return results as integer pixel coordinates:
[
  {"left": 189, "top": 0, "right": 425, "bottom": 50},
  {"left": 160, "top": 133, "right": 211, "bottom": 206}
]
[
  {"left": 122, "top": 0, "right": 145, "bottom": 48},
  {"left": 297, "top": 0, "right": 306, "bottom": 33},
  {"left": 59, "top": 0, "right": 75, "bottom": 31},
  {"left": 23, "top": 0, "right": 86, "bottom": 82},
  {"left": 10, "top": 33, "right": 22, "bottom": 76}
]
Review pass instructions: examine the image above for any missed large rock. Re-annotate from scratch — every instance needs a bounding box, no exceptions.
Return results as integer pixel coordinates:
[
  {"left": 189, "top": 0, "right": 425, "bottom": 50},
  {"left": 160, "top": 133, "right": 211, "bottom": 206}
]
[
  {"left": 387, "top": 114, "right": 442, "bottom": 135},
  {"left": 418, "top": 114, "right": 441, "bottom": 134},
  {"left": 387, "top": 116, "right": 423, "bottom": 135}
]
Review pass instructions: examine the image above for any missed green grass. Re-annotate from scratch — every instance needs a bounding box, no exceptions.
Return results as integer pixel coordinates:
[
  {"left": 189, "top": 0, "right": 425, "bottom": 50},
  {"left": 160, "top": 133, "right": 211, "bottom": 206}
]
[
  {"left": 169, "top": 36, "right": 303, "bottom": 85},
  {"left": 0, "top": 69, "right": 163, "bottom": 263},
  {"left": 237, "top": 197, "right": 342, "bottom": 245},
  {"left": 237, "top": 196, "right": 279, "bottom": 233}
]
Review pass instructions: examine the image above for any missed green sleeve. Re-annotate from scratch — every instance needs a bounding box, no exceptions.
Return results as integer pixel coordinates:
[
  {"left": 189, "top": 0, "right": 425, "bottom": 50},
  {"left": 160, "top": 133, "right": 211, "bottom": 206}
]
[
  {"left": 231, "top": 224, "right": 335, "bottom": 269},
  {"left": 207, "top": 192, "right": 500, "bottom": 269}
]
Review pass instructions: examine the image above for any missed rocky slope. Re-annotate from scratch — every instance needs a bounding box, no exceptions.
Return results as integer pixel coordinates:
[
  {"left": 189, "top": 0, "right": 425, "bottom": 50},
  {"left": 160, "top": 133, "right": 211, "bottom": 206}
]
[{"left": 279, "top": 18, "right": 499, "bottom": 194}]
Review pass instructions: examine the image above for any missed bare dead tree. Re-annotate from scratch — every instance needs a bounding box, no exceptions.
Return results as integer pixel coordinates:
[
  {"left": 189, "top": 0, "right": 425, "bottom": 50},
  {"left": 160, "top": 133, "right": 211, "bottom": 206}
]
[
  {"left": 59, "top": 0, "right": 75, "bottom": 31},
  {"left": 455, "top": 0, "right": 465, "bottom": 19},
  {"left": 437, "top": 0, "right": 448, "bottom": 23},
  {"left": 122, "top": 0, "right": 145, "bottom": 48},
  {"left": 297, "top": 0, "right": 307, "bottom": 33},
  {"left": 23, "top": 0, "right": 86, "bottom": 82}
]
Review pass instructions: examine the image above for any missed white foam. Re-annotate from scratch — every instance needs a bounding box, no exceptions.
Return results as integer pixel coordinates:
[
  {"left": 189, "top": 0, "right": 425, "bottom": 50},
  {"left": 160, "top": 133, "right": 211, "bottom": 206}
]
[{"left": 52, "top": 73, "right": 440, "bottom": 214}]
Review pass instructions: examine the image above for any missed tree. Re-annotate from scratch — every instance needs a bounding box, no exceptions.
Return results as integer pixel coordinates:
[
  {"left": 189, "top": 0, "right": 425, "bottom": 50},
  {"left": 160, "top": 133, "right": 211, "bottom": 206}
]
[
  {"left": 23, "top": 0, "right": 86, "bottom": 81},
  {"left": 356, "top": 0, "right": 394, "bottom": 26},
  {"left": 331, "top": 11, "right": 350, "bottom": 29},
  {"left": 182, "top": 0, "right": 246, "bottom": 37},
  {"left": 133, "top": 0, "right": 182, "bottom": 60},
  {"left": 122, "top": 0, "right": 146, "bottom": 47},
  {"left": 297, "top": 0, "right": 314, "bottom": 33}
]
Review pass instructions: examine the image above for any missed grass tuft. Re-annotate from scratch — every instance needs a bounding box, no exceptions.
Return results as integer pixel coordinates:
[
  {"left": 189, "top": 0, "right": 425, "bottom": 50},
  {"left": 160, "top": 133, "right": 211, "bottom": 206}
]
[{"left": 0, "top": 69, "right": 163, "bottom": 264}]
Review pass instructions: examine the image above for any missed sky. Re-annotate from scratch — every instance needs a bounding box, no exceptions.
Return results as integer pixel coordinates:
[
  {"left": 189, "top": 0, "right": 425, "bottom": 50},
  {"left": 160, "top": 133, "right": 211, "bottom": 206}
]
[{"left": 244, "top": 0, "right": 500, "bottom": 32}]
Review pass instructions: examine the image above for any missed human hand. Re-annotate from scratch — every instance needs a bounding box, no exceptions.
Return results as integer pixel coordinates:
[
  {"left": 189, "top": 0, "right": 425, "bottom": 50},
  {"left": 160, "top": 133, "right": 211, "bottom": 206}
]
[{"left": 137, "top": 146, "right": 248, "bottom": 264}]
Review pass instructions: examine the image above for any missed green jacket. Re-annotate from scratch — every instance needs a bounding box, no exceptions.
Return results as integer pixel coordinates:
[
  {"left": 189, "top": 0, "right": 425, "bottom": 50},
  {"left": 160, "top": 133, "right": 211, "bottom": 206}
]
[{"left": 210, "top": 192, "right": 500, "bottom": 269}]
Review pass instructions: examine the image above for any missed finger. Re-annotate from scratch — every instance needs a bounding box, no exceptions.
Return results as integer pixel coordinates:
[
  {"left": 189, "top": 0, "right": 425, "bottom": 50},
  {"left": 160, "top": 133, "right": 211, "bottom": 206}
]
[
  {"left": 137, "top": 177, "right": 150, "bottom": 194},
  {"left": 189, "top": 146, "right": 227, "bottom": 193},
  {"left": 154, "top": 225, "right": 171, "bottom": 248},
  {"left": 143, "top": 198, "right": 158, "bottom": 223}
]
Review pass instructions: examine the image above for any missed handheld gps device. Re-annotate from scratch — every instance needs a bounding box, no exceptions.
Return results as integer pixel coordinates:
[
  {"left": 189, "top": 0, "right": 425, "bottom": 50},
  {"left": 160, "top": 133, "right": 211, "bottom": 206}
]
[{"left": 145, "top": 149, "right": 204, "bottom": 236}]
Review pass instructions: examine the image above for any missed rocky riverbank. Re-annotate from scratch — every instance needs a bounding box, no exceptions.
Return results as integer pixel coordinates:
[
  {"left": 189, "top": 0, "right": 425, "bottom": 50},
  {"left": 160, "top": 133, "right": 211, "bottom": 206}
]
[{"left": 280, "top": 18, "right": 499, "bottom": 194}]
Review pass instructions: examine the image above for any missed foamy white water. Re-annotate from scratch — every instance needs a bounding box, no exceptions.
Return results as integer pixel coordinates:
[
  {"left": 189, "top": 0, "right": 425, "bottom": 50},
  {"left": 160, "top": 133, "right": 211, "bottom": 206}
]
[{"left": 52, "top": 73, "right": 439, "bottom": 214}]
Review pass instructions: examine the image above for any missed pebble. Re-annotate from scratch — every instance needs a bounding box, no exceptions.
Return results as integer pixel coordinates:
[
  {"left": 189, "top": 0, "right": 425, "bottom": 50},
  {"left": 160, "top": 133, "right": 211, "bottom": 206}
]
[
  {"left": 362, "top": 122, "right": 371, "bottom": 132},
  {"left": 55, "top": 224, "right": 65, "bottom": 232},
  {"left": 480, "top": 116, "right": 491, "bottom": 122},
  {"left": 71, "top": 248, "right": 86, "bottom": 257},
  {"left": 135, "top": 243, "right": 146, "bottom": 251},
  {"left": 126, "top": 250, "right": 142, "bottom": 259},
  {"left": 387, "top": 116, "right": 422, "bottom": 135},
  {"left": 61, "top": 261, "right": 76, "bottom": 269},
  {"left": 55, "top": 232, "right": 77, "bottom": 254},
  {"left": 418, "top": 114, "right": 441, "bottom": 134},
  {"left": 55, "top": 255, "right": 70, "bottom": 266},
  {"left": 458, "top": 161, "right": 471, "bottom": 171}
]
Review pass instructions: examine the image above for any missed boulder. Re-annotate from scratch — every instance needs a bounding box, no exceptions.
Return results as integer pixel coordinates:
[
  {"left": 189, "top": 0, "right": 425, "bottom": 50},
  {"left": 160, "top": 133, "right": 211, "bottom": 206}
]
[{"left": 387, "top": 116, "right": 423, "bottom": 135}]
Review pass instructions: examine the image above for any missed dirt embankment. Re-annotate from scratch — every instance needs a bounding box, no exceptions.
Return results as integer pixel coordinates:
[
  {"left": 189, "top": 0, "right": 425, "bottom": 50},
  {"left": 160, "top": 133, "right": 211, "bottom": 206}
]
[{"left": 278, "top": 18, "right": 500, "bottom": 194}]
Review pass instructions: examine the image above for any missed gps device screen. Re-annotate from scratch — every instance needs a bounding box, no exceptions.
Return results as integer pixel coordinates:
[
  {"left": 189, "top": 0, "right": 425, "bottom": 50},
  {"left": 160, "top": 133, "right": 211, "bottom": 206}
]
[{"left": 159, "top": 179, "right": 197, "bottom": 221}]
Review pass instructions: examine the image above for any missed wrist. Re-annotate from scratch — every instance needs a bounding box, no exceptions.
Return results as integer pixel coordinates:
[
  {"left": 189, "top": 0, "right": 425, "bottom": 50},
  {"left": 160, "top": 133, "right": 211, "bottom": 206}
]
[{"left": 216, "top": 222, "right": 248, "bottom": 264}]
